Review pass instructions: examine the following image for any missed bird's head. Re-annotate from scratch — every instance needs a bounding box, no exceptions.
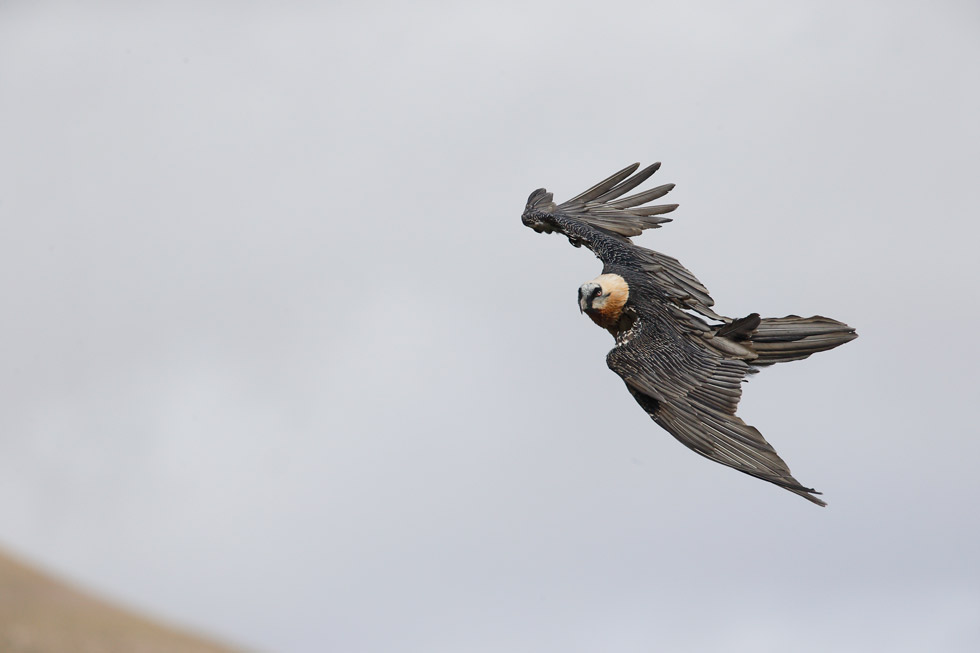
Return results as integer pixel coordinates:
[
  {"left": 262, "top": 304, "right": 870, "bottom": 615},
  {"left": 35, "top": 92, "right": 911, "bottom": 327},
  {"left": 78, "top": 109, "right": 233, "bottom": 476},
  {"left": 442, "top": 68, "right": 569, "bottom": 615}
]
[
  {"left": 578, "top": 281, "right": 605, "bottom": 313},
  {"left": 578, "top": 274, "right": 630, "bottom": 329}
]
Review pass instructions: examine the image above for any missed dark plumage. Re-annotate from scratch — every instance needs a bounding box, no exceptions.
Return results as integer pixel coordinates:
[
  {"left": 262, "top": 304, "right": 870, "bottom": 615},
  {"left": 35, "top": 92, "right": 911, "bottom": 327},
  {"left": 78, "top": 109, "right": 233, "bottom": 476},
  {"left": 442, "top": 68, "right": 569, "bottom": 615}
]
[{"left": 521, "top": 162, "right": 857, "bottom": 506}]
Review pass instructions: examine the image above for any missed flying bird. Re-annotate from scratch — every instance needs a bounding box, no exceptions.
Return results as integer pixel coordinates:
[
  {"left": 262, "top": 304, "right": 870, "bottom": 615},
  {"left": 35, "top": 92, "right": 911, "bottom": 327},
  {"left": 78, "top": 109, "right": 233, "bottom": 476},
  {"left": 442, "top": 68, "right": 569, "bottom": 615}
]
[{"left": 521, "top": 162, "right": 857, "bottom": 506}]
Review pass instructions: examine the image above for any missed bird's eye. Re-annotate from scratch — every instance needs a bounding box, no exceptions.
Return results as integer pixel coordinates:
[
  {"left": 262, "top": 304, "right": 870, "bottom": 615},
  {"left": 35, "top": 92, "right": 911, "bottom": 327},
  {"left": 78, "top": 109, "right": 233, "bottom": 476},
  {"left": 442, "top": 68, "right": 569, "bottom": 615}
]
[{"left": 592, "top": 287, "right": 602, "bottom": 297}]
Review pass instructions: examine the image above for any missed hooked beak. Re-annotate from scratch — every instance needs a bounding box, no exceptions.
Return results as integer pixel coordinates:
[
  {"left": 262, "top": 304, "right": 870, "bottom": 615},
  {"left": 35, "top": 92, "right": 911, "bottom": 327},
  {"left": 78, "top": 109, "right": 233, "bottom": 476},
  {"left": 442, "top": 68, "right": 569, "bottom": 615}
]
[{"left": 578, "top": 283, "right": 600, "bottom": 313}]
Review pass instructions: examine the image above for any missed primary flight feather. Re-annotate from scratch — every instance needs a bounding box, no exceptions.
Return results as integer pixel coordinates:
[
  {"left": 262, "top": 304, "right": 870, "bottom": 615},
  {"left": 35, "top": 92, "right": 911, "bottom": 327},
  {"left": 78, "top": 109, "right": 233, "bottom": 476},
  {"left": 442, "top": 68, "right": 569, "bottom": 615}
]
[{"left": 521, "top": 162, "right": 857, "bottom": 506}]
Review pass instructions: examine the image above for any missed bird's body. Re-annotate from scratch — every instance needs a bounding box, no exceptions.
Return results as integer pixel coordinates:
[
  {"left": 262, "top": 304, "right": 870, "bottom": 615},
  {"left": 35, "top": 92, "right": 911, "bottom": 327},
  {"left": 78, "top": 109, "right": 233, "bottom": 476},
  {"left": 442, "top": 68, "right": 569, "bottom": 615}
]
[{"left": 522, "top": 163, "right": 857, "bottom": 506}]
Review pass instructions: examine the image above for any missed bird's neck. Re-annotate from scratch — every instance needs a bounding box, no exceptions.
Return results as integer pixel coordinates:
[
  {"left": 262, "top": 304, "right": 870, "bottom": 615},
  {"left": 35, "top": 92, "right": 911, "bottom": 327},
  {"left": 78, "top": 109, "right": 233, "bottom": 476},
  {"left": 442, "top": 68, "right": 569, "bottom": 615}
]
[{"left": 588, "top": 306, "right": 636, "bottom": 338}]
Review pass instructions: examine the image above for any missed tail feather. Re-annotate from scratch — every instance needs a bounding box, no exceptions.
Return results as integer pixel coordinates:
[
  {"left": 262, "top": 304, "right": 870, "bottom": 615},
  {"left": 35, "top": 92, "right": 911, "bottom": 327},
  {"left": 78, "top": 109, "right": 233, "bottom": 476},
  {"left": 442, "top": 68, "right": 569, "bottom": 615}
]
[{"left": 747, "top": 315, "right": 857, "bottom": 365}]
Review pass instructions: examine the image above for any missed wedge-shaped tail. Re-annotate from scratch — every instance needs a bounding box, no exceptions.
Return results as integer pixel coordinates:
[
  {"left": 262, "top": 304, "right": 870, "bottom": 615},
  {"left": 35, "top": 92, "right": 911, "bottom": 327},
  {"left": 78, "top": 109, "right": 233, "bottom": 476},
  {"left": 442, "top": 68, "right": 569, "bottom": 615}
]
[{"left": 748, "top": 315, "right": 857, "bottom": 366}]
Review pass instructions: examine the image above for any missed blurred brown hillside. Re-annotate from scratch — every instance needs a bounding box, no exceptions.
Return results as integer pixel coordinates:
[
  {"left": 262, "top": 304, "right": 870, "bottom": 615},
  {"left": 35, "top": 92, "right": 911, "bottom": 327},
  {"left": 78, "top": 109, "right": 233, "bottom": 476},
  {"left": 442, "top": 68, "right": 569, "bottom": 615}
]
[{"left": 0, "top": 547, "right": 244, "bottom": 653}]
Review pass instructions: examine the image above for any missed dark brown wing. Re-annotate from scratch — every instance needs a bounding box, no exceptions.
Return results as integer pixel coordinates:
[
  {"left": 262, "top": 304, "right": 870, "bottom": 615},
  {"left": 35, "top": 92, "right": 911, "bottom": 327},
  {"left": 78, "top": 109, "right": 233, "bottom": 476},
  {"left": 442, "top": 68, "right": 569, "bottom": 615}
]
[
  {"left": 606, "top": 321, "right": 826, "bottom": 506},
  {"left": 522, "top": 163, "right": 721, "bottom": 320}
]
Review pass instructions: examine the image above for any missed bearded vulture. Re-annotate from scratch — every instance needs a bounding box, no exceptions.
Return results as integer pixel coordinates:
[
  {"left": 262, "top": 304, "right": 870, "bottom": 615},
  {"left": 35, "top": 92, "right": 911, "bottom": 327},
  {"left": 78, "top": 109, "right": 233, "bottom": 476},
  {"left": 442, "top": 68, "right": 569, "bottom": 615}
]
[{"left": 522, "top": 162, "right": 857, "bottom": 506}]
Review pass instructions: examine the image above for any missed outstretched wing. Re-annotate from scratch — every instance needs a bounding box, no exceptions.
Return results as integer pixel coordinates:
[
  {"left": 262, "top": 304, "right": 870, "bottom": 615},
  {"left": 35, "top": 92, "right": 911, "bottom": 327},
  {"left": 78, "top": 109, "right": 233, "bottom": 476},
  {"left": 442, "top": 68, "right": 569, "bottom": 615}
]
[
  {"left": 606, "top": 324, "right": 826, "bottom": 505},
  {"left": 522, "top": 163, "right": 721, "bottom": 320}
]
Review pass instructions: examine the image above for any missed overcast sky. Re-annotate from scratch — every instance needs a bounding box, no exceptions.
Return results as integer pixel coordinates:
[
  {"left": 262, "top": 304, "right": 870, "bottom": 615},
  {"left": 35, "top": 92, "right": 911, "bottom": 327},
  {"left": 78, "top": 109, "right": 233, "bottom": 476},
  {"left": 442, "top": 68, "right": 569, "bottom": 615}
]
[{"left": 1, "top": 2, "right": 978, "bottom": 652}]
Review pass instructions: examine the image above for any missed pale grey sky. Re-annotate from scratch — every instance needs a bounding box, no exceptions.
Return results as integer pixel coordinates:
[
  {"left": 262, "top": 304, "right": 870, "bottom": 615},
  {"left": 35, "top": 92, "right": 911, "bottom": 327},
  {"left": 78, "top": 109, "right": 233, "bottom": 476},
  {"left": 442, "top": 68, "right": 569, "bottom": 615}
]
[{"left": 1, "top": 2, "right": 978, "bottom": 652}]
